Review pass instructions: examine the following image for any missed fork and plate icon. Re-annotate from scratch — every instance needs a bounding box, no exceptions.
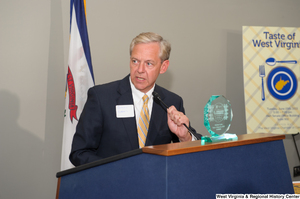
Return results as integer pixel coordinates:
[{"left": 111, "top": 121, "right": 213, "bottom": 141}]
[{"left": 259, "top": 57, "right": 298, "bottom": 101}]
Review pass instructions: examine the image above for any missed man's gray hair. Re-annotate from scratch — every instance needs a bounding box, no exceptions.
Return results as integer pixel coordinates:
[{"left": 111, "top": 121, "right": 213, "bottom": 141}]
[{"left": 130, "top": 32, "right": 171, "bottom": 62}]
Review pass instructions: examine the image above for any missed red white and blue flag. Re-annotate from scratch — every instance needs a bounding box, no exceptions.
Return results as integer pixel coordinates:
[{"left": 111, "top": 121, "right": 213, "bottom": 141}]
[{"left": 61, "top": 0, "right": 94, "bottom": 170}]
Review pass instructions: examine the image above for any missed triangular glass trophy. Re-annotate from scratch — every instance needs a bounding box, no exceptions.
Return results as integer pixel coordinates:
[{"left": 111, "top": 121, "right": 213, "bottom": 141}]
[{"left": 201, "top": 95, "right": 237, "bottom": 144}]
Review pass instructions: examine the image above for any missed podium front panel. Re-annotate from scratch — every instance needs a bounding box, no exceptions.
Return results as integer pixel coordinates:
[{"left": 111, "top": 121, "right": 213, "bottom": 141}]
[
  {"left": 59, "top": 153, "right": 167, "bottom": 199},
  {"left": 57, "top": 135, "right": 293, "bottom": 198},
  {"left": 167, "top": 140, "right": 293, "bottom": 198}
]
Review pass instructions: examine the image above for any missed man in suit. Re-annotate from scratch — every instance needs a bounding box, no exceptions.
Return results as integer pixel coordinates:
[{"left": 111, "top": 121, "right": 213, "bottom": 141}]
[{"left": 70, "top": 32, "right": 201, "bottom": 166}]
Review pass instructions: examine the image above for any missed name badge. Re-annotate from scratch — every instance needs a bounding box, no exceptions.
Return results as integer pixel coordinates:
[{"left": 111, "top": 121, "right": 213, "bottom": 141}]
[{"left": 116, "top": 105, "right": 134, "bottom": 118}]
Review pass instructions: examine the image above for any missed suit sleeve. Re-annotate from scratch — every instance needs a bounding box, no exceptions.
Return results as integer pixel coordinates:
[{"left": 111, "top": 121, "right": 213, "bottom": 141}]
[{"left": 69, "top": 87, "right": 103, "bottom": 166}]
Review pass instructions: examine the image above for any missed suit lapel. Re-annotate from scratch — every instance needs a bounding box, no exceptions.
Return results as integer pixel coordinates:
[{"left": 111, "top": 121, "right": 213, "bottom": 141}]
[{"left": 116, "top": 75, "right": 139, "bottom": 149}]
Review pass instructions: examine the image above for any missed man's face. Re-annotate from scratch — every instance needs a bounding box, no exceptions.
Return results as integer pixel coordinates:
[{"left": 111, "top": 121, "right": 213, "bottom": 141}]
[{"left": 130, "top": 42, "right": 169, "bottom": 93}]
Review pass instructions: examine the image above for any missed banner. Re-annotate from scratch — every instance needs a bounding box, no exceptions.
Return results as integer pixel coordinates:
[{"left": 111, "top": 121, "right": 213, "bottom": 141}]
[
  {"left": 61, "top": 0, "right": 94, "bottom": 170},
  {"left": 243, "top": 26, "right": 300, "bottom": 134}
]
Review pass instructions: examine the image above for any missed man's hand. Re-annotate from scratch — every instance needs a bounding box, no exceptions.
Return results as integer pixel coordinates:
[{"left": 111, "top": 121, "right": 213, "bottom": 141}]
[{"left": 167, "top": 106, "right": 192, "bottom": 142}]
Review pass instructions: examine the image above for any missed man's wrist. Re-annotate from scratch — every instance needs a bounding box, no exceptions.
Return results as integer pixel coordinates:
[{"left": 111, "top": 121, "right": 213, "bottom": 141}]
[{"left": 179, "top": 131, "right": 192, "bottom": 142}]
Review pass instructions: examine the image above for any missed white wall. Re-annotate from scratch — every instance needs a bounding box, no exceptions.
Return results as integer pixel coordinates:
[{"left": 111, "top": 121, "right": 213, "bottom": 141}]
[{"left": 1, "top": 0, "right": 300, "bottom": 198}]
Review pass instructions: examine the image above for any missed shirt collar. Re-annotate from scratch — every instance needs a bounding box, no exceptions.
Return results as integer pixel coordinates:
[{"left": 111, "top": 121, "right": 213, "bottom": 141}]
[{"left": 129, "top": 76, "right": 155, "bottom": 101}]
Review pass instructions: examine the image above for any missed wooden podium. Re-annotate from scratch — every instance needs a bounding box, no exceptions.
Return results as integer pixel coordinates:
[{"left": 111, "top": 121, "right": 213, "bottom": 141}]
[{"left": 56, "top": 133, "right": 294, "bottom": 198}]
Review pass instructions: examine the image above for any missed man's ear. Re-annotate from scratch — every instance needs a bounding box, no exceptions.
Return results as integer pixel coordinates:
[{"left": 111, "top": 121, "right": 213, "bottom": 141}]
[{"left": 160, "top": 60, "right": 169, "bottom": 74}]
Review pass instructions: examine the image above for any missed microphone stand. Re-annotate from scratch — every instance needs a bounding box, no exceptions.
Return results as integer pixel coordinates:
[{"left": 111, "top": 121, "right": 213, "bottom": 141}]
[{"left": 152, "top": 91, "right": 199, "bottom": 140}]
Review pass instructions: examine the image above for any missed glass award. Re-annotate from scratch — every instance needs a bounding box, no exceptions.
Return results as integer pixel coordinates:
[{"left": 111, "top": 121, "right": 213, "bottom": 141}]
[{"left": 201, "top": 95, "right": 237, "bottom": 144}]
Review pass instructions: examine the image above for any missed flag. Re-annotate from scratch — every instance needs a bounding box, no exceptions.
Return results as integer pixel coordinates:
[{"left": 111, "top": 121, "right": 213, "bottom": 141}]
[{"left": 61, "top": 0, "right": 95, "bottom": 170}]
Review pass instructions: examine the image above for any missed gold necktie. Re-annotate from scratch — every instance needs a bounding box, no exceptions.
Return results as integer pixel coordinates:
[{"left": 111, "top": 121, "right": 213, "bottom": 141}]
[{"left": 137, "top": 95, "right": 149, "bottom": 148}]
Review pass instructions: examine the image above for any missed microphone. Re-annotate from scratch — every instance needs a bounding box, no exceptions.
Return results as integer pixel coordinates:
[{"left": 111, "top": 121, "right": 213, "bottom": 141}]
[{"left": 152, "top": 91, "right": 199, "bottom": 140}]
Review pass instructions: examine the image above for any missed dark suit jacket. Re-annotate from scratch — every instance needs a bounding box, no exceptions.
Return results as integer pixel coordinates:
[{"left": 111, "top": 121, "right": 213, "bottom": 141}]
[{"left": 70, "top": 75, "right": 201, "bottom": 166}]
